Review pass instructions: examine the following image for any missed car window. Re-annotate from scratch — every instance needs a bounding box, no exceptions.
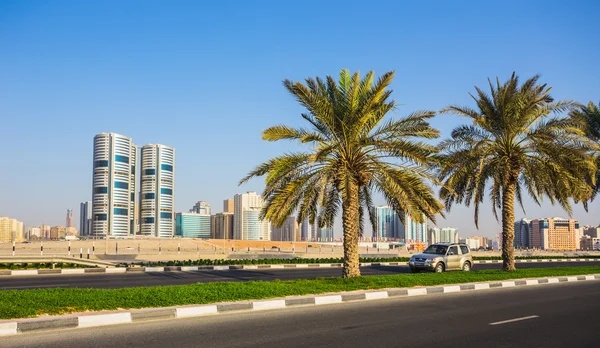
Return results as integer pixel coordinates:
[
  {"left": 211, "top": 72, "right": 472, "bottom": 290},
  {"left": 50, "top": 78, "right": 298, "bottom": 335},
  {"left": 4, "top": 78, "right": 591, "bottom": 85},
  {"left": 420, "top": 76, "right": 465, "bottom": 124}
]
[
  {"left": 423, "top": 245, "right": 447, "bottom": 255},
  {"left": 460, "top": 246, "right": 469, "bottom": 254},
  {"left": 448, "top": 246, "right": 459, "bottom": 255}
]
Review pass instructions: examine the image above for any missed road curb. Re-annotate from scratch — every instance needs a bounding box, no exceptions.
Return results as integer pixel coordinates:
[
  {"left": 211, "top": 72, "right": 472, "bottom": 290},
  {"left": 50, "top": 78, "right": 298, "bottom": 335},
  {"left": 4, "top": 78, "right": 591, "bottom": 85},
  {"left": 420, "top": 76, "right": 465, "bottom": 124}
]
[
  {"left": 2, "top": 259, "right": 600, "bottom": 276},
  {"left": 1, "top": 273, "right": 599, "bottom": 337}
]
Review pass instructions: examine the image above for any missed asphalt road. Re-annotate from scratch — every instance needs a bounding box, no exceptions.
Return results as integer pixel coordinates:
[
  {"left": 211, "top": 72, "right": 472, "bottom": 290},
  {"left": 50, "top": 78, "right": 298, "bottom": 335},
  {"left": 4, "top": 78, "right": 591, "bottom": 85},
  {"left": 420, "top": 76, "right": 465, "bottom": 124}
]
[
  {"left": 3, "top": 279, "right": 600, "bottom": 348},
  {"left": 0, "top": 262, "right": 598, "bottom": 290}
]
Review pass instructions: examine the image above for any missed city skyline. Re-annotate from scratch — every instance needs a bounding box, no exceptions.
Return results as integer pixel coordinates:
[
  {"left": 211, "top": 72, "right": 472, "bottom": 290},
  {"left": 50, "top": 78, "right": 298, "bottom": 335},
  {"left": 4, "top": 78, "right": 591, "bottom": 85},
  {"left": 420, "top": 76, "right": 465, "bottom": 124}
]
[{"left": 2, "top": 1, "right": 600, "bottom": 237}]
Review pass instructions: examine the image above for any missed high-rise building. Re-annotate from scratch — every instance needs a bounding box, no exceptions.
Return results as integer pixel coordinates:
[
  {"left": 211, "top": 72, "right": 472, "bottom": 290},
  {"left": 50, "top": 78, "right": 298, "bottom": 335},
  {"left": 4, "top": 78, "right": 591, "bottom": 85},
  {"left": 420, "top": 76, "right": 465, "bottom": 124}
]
[
  {"left": 530, "top": 217, "right": 578, "bottom": 250},
  {"left": 139, "top": 144, "right": 175, "bottom": 238},
  {"left": 233, "top": 192, "right": 270, "bottom": 240},
  {"left": 175, "top": 213, "right": 211, "bottom": 239},
  {"left": 428, "top": 227, "right": 459, "bottom": 244},
  {"left": 316, "top": 226, "right": 334, "bottom": 241},
  {"left": 223, "top": 199, "right": 234, "bottom": 213},
  {"left": 91, "top": 133, "right": 138, "bottom": 238},
  {"left": 0, "top": 217, "right": 24, "bottom": 242},
  {"left": 514, "top": 218, "right": 531, "bottom": 248},
  {"left": 190, "top": 201, "right": 210, "bottom": 215},
  {"left": 372, "top": 206, "right": 403, "bottom": 239},
  {"left": 401, "top": 213, "right": 427, "bottom": 243},
  {"left": 271, "top": 216, "right": 298, "bottom": 241},
  {"left": 300, "top": 218, "right": 315, "bottom": 241},
  {"left": 211, "top": 213, "right": 234, "bottom": 239},
  {"left": 65, "top": 209, "right": 74, "bottom": 228},
  {"left": 79, "top": 201, "right": 92, "bottom": 236}
]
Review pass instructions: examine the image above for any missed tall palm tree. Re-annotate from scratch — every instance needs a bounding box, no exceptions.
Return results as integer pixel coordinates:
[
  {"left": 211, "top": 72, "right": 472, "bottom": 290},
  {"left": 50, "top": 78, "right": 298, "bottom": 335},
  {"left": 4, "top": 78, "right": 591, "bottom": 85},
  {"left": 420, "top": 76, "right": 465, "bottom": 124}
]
[
  {"left": 437, "top": 73, "right": 596, "bottom": 271},
  {"left": 240, "top": 70, "right": 444, "bottom": 277},
  {"left": 570, "top": 102, "right": 600, "bottom": 200}
]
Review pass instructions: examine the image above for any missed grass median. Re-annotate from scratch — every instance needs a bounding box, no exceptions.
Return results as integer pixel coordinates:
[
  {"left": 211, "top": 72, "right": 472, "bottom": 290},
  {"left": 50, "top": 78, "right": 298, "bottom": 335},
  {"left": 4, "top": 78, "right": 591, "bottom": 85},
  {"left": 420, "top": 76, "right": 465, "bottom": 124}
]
[{"left": 1, "top": 266, "right": 599, "bottom": 320}]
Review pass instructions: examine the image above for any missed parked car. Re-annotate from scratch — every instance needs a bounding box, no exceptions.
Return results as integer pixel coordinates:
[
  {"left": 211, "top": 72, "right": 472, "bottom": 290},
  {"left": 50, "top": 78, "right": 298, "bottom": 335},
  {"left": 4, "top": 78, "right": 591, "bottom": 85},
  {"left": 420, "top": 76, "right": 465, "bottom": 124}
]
[{"left": 409, "top": 243, "right": 473, "bottom": 273}]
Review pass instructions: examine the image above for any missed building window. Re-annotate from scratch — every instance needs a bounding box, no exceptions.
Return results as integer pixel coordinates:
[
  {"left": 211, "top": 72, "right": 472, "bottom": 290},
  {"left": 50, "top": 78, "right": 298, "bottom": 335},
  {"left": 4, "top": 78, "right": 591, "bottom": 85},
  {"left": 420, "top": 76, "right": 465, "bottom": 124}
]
[
  {"left": 94, "top": 187, "right": 108, "bottom": 194},
  {"left": 94, "top": 160, "right": 109, "bottom": 168},
  {"left": 114, "top": 208, "right": 128, "bottom": 216},
  {"left": 114, "top": 181, "right": 129, "bottom": 189},
  {"left": 160, "top": 212, "right": 172, "bottom": 219},
  {"left": 161, "top": 164, "right": 173, "bottom": 172},
  {"left": 115, "top": 155, "right": 129, "bottom": 164},
  {"left": 144, "top": 169, "right": 156, "bottom": 175},
  {"left": 131, "top": 165, "right": 135, "bottom": 174},
  {"left": 143, "top": 217, "right": 155, "bottom": 224},
  {"left": 161, "top": 188, "right": 172, "bottom": 195},
  {"left": 94, "top": 214, "right": 107, "bottom": 221},
  {"left": 144, "top": 193, "right": 155, "bottom": 199}
]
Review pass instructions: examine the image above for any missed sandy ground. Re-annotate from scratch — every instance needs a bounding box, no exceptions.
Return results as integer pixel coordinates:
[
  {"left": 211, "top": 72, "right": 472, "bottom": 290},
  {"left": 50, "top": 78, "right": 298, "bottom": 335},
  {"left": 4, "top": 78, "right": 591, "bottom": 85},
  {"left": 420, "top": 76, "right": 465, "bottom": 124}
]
[{"left": 1, "top": 239, "right": 598, "bottom": 261}]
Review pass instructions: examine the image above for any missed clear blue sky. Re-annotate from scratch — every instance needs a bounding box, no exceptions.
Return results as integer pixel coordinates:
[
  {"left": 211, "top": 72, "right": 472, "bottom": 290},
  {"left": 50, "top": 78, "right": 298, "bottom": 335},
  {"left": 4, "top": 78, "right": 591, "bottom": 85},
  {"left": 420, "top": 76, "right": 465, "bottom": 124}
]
[{"left": 1, "top": 0, "right": 599, "bottom": 238}]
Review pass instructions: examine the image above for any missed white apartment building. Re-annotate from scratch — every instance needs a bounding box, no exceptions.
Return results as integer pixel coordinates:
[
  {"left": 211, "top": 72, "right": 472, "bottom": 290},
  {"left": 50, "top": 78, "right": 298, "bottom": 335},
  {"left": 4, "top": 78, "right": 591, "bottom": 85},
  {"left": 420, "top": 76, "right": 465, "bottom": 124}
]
[
  {"left": 233, "top": 192, "right": 270, "bottom": 240},
  {"left": 91, "top": 133, "right": 138, "bottom": 238}
]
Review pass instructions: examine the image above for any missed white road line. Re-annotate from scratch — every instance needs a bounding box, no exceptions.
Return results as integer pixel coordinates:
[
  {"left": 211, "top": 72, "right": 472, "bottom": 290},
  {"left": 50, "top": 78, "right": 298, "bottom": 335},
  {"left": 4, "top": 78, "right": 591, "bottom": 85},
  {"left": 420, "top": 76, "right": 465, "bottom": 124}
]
[{"left": 489, "top": 315, "right": 539, "bottom": 326}]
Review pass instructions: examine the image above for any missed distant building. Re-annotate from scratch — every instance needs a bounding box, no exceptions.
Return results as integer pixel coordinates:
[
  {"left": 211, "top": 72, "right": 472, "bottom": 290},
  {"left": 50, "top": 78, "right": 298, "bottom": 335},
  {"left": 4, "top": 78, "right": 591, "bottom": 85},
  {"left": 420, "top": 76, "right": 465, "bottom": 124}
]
[
  {"left": 583, "top": 225, "right": 599, "bottom": 238},
  {"left": 580, "top": 236, "right": 600, "bottom": 251},
  {"left": 401, "top": 213, "right": 427, "bottom": 243},
  {"left": 211, "top": 212, "right": 234, "bottom": 239},
  {"left": 530, "top": 217, "right": 578, "bottom": 250},
  {"left": 460, "top": 238, "right": 481, "bottom": 250},
  {"left": 372, "top": 206, "right": 403, "bottom": 239},
  {"left": 66, "top": 226, "right": 78, "bottom": 237},
  {"left": 233, "top": 192, "right": 270, "bottom": 240},
  {"left": 140, "top": 144, "right": 175, "bottom": 238},
  {"left": 316, "top": 226, "right": 334, "bottom": 241},
  {"left": 428, "top": 227, "right": 459, "bottom": 245},
  {"left": 514, "top": 218, "right": 531, "bottom": 248},
  {"left": 271, "top": 216, "right": 298, "bottom": 241},
  {"left": 91, "top": 133, "right": 138, "bottom": 238},
  {"left": 39, "top": 225, "right": 51, "bottom": 239},
  {"left": 223, "top": 199, "right": 234, "bottom": 213},
  {"left": 300, "top": 218, "right": 316, "bottom": 241},
  {"left": 50, "top": 226, "right": 66, "bottom": 240},
  {"left": 28, "top": 227, "right": 41, "bottom": 239},
  {"left": 175, "top": 213, "right": 211, "bottom": 239},
  {"left": 79, "top": 201, "right": 92, "bottom": 236},
  {"left": 0, "top": 217, "right": 24, "bottom": 242},
  {"left": 66, "top": 209, "right": 74, "bottom": 228},
  {"left": 190, "top": 201, "right": 211, "bottom": 215}
]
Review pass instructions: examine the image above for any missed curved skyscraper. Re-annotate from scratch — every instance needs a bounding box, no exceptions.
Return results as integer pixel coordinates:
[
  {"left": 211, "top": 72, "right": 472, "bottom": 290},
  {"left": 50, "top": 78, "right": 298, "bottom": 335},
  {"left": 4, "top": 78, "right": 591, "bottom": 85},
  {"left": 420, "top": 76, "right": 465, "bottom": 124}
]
[
  {"left": 139, "top": 144, "right": 175, "bottom": 238},
  {"left": 91, "top": 133, "right": 138, "bottom": 238}
]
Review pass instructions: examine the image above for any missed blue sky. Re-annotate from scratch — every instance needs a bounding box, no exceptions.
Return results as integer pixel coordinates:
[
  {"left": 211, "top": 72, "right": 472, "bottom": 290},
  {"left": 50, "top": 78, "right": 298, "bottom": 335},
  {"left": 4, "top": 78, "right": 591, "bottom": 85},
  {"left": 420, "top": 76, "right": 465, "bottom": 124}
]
[{"left": 1, "top": 0, "right": 599, "bottom": 238}]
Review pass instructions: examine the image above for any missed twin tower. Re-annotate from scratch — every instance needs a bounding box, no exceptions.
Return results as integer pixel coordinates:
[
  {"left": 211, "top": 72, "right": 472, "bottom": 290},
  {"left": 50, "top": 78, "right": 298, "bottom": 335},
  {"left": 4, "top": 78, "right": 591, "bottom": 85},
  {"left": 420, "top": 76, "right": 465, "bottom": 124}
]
[{"left": 91, "top": 133, "right": 175, "bottom": 239}]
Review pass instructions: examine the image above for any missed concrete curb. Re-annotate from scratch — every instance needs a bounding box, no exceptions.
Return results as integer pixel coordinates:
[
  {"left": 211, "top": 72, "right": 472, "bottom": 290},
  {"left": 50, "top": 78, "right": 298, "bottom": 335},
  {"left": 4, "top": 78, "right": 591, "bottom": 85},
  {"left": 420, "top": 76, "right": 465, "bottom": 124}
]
[
  {"left": 1, "top": 273, "right": 599, "bottom": 337},
  {"left": 1, "top": 258, "right": 600, "bottom": 276}
]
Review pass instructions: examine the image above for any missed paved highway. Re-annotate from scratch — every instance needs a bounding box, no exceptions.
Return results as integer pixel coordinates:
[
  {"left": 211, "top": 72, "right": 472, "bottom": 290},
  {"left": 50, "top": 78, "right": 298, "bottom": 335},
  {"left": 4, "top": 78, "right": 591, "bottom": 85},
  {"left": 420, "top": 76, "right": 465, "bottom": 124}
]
[
  {"left": 3, "top": 279, "right": 599, "bottom": 348},
  {"left": 0, "top": 262, "right": 598, "bottom": 289}
]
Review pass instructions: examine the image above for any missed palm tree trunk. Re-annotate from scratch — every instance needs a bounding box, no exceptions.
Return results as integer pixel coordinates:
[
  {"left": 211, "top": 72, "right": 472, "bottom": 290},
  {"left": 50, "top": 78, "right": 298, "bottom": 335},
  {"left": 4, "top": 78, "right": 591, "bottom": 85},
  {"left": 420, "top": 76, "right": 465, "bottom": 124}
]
[
  {"left": 342, "top": 180, "right": 361, "bottom": 278},
  {"left": 501, "top": 182, "right": 516, "bottom": 271}
]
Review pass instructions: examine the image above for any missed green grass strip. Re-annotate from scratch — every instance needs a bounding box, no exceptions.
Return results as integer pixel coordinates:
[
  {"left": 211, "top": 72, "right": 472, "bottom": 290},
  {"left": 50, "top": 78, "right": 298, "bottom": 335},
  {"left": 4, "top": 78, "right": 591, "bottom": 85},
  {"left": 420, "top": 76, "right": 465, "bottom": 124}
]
[{"left": 1, "top": 266, "right": 599, "bottom": 320}]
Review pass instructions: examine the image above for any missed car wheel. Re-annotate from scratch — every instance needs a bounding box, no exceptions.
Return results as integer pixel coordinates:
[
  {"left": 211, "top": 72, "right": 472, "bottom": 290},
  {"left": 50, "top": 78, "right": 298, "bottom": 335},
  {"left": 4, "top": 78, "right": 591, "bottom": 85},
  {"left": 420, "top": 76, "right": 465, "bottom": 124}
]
[
  {"left": 434, "top": 263, "right": 444, "bottom": 273},
  {"left": 410, "top": 268, "right": 420, "bottom": 273},
  {"left": 462, "top": 261, "right": 471, "bottom": 271}
]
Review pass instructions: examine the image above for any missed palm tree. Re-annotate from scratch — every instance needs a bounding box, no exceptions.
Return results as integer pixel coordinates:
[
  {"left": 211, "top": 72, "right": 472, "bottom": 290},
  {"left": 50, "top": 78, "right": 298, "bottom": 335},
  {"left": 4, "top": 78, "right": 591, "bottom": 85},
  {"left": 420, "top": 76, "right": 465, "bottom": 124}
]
[
  {"left": 240, "top": 70, "right": 444, "bottom": 277},
  {"left": 437, "top": 73, "right": 596, "bottom": 271},
  {"left": 570, "top": 102, "right": 600, "bottom": 200}
]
